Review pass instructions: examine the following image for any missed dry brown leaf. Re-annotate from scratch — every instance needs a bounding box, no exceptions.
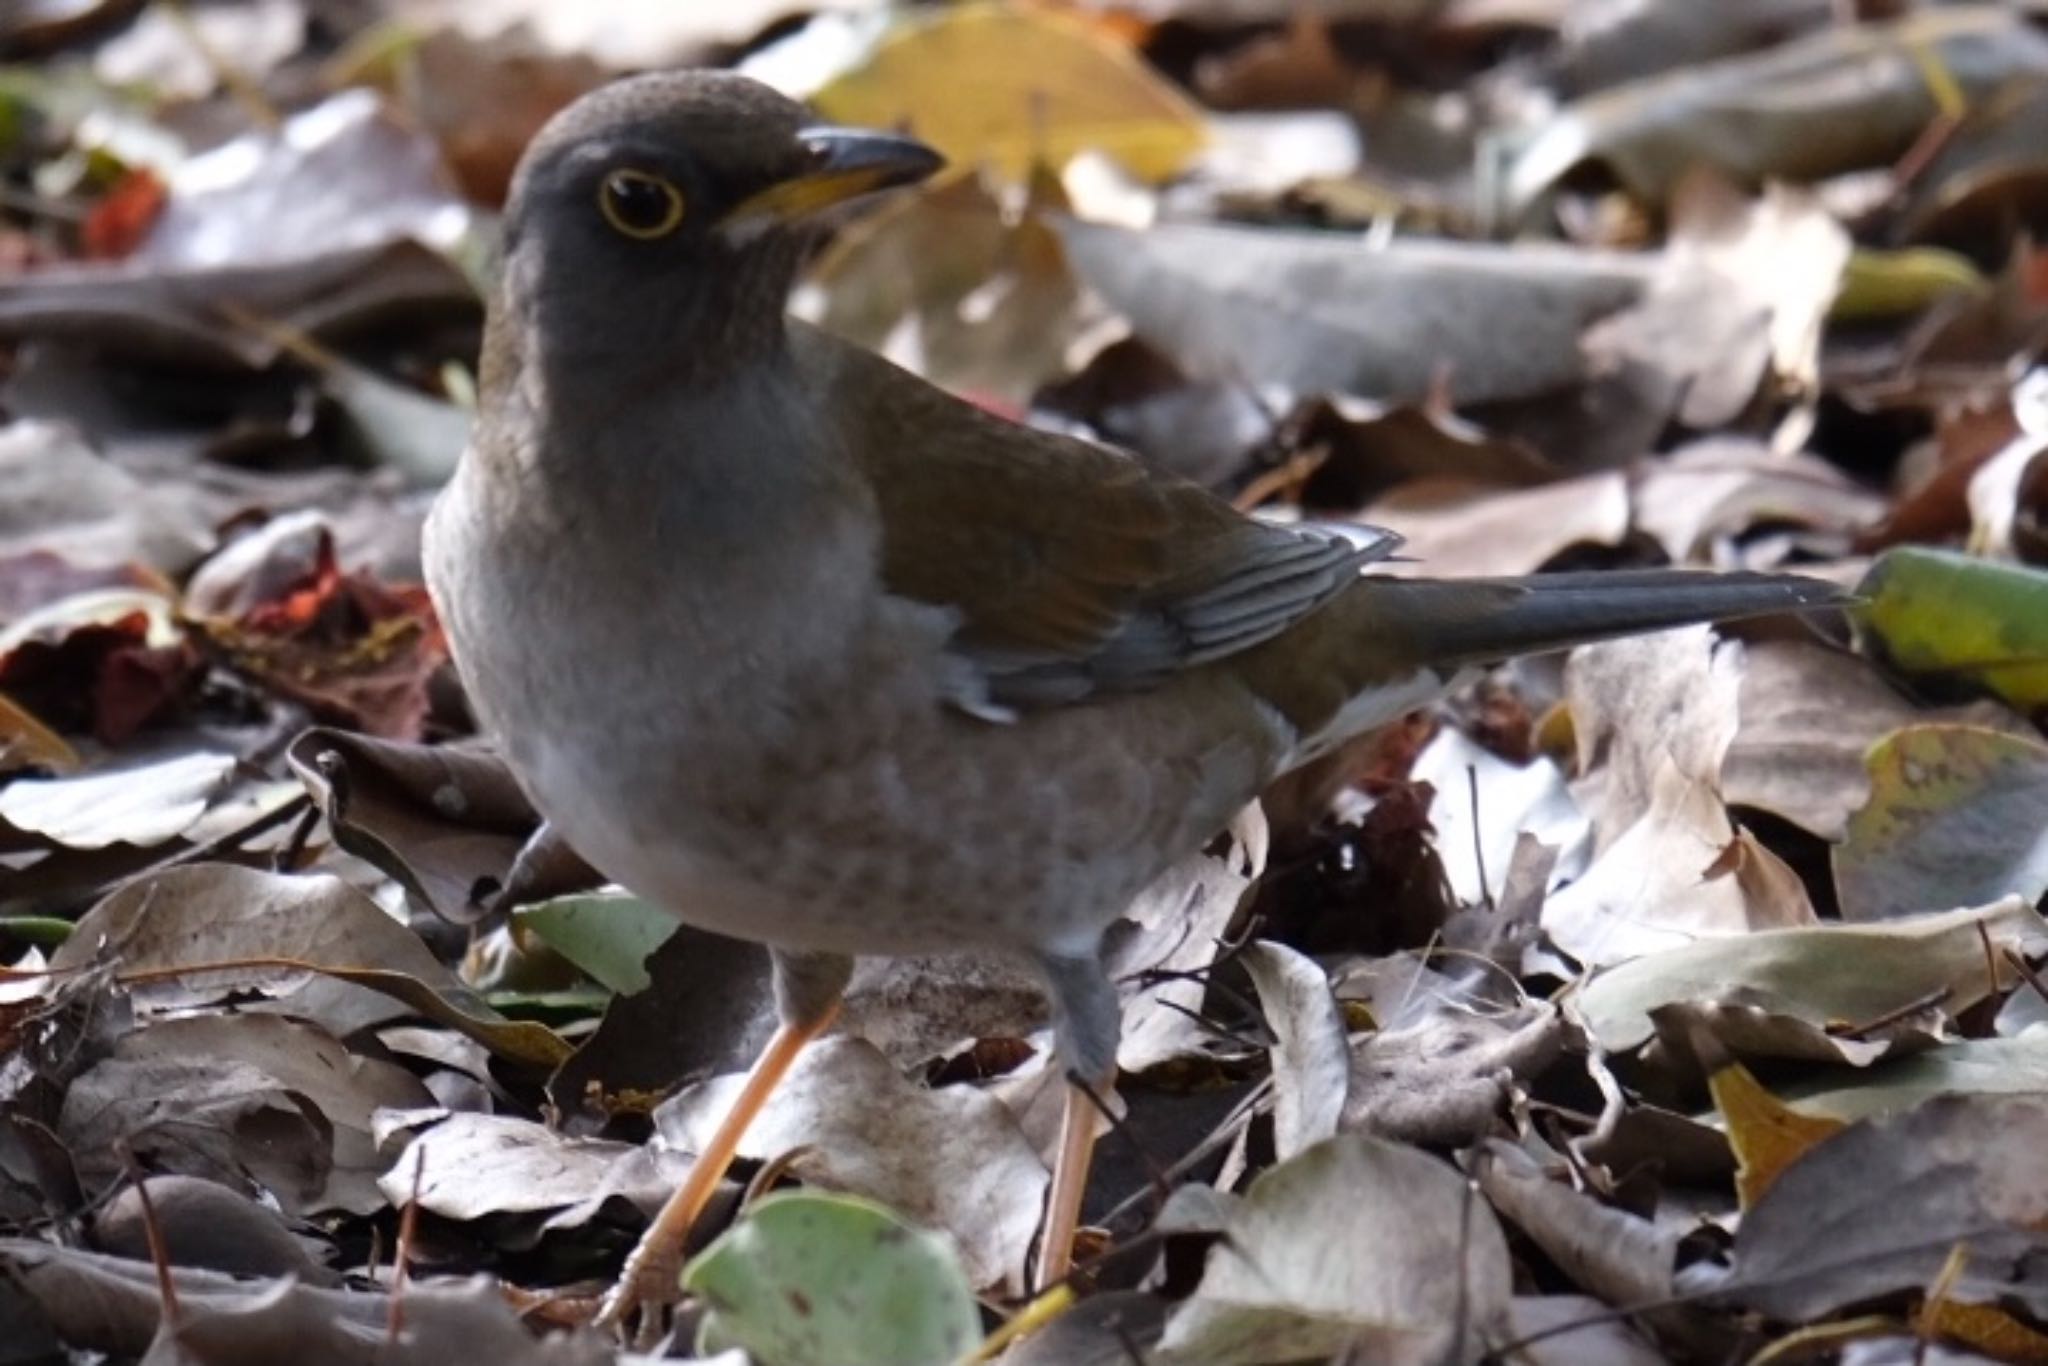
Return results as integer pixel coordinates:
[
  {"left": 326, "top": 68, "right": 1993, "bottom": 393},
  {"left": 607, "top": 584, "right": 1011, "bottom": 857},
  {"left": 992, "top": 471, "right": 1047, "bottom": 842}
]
[
  {"left": 658, "top": 1036, "right": 1047, "bottom": 1293},
  {"left": 1362, "top": 471, "right": 1632, "bottom": 580}
]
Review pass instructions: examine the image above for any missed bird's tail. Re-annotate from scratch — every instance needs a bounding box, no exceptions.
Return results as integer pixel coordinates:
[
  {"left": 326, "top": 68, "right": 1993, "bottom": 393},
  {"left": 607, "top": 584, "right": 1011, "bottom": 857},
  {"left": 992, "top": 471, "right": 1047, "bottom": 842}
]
[
  {"left": 1243, "top": 568, "right": 1850, "bottom": 758},
  {"left": 1359, "top": 569, "right": 1850, "bottom": 668}
]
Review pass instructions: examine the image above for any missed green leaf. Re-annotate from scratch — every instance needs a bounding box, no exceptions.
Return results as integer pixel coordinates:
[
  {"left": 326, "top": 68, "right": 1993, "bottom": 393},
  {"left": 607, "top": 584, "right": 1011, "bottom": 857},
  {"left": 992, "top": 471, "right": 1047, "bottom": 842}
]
[
  {"left": 1855, "top": 547, "right": 2048, "bottom": 712},
  {"left": 685, "top": 1191, "right": 980, "bottom": 1366},
  {"left": 514, "top": 891, "right": 676, "bottom": 996},
  {"left": 0, "top": 916, "right": 72, "bottom": 945}
]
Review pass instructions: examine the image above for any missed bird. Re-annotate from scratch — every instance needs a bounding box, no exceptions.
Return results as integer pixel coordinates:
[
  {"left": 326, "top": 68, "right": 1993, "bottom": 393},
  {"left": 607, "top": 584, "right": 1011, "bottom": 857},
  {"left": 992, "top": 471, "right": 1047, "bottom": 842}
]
[{"left": 422, "top": 69, "right": 1845, "bottom": 1333}]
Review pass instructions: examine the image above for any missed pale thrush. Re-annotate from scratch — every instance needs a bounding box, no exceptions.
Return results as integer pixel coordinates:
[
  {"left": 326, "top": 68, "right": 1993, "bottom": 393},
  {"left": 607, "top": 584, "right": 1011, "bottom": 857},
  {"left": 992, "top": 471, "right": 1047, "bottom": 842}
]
[{"left": 423, "top": 70, "right": 1844, "bottom": 1332}]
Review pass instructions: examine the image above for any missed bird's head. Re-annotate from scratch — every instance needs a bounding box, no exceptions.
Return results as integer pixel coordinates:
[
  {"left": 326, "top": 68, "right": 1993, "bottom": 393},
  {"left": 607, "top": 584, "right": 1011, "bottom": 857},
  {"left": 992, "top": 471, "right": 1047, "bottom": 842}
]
[{"left": 492, "top": 71, "right": 944, "bottom": 389}]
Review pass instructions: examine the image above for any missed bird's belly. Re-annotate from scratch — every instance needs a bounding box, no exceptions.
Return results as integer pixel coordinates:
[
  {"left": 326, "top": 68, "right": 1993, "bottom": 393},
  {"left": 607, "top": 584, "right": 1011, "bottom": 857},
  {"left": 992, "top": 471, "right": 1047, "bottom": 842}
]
[{"left": 509, "top": 672, "right": 1270, "bottom": 960}]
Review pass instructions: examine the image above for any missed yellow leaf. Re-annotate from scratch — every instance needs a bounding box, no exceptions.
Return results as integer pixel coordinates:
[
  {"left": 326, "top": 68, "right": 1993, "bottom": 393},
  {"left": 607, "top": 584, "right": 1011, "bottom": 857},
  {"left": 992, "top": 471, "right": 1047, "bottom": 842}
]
[
  {"left": 812, "top": 2, "right": 1208, "bottom": 184},
  {"left": 0, "top": 692, "right": 78, "bottom": 776},
  {"left": 1710, "top": 1059, "right": 1846, "bottom": 1208},
  {"left": 1922, "top": 1298, "right": 2048, "bottom": 1363}
]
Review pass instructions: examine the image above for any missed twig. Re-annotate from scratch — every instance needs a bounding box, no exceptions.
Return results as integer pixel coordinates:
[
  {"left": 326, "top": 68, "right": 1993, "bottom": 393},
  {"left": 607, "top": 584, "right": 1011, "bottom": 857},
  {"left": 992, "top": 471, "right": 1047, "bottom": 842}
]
[
  {"left": 1826, "top": 985, "right": 1950, "bottom": 1040},
  {"left": 387, "top": 1143, "right": 426, "bottom": 1345}
]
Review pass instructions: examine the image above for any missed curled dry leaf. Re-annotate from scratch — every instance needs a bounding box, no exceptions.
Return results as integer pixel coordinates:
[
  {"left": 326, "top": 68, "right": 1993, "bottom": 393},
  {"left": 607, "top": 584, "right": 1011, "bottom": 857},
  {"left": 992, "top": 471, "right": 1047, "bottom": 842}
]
[
  {"left": 1583, "top": 174, "right": 1849, "bottom": 428},
  {"left": 657, "top": 1035, "right": 1046, "bottom": 1292},
  {"left": 1506, "top": 8, "right": 2048, "bottom": 217},
  {"left": 92, "top": 0, "right": 303, "bottom": 101},
  {"left": 801, "top": 167, "right": 1093, "bottom": 408},
  {"left": 1157, "top": 1133, "right": 1513, "bottom": 1365},
  {"left": 1361, "top": 470, "right": 1632, "bottom": 580},
  {"left": 1239, "top": 940, "right": 1347, "bottom": 1160},
  {"left": 377, "top": 1111, "right": 677, "bottom": 1222},
  {"left": 51, "top": 863, "right": 570, "bottom": 1067},
  {"left": 1345, "top": 1003, "right": 1565, "bottom": 1147},
  {"left": 0, "top": 420, "right": 214, "bottom": 572},
  {"left": 0, "top": 750, "right": 234, "bottom": 850},
  {"left": 0, "top": 1239, "right": 619, "bottom": 1365},
  {"left": 284, "top": 727, "right": 540, "bottom": 922},
  {"left": 190, "top": 529, "right": 447, "bottom": 741},
  {"left": 1544, "top": 756, "right": 1817, "bottom": 967},
  {"left": 1469, "top": 1140, "right": 1684, "bottom": 1324},
  {"left": 1834, "top": 724, "right": 2048, "bottom": 922},
  {"left": 1109, "top": 828, "right": 1262, "bottom": 1072},
  {"left": 62, "top": 1013, "right": 432, "bottom": 1216},
  {"left": 1632, "top": 439, "right": 1888, "bottom": 566},
  {"left": 91, "top": 1173, "right": 338, "bottom": 1286}
]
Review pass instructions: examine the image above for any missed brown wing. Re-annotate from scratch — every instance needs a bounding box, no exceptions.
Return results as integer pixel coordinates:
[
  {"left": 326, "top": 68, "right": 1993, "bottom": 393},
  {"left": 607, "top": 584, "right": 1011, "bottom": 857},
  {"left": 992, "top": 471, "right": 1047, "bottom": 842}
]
[{"left": 806, "top": 327, "right": 1397, "bottom": 710}]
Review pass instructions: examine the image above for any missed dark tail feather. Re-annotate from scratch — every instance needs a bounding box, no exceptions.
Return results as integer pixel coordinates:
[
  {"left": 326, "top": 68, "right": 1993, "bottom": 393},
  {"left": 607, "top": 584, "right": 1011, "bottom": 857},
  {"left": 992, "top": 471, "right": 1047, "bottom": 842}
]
[{"left": 1367, "top": 569, "right": 1851, "bottom": 668}]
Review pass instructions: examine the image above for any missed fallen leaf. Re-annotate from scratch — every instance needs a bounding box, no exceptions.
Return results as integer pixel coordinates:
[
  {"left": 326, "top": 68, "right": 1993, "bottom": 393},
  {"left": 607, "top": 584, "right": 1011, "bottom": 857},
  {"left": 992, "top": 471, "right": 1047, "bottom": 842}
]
[
  {"left": 1110, "top": 831, "right": 1261, "bottom": 1072},
  {"left": 91, "top": 1174, "right": 339, "bottom": 1286},
  {"left": 1835, "top": 725, "right": 2048, "bottom": 921},
  {"left": 658, "top": 1036, "right": 1046, "bottom": 1292},
  {"left": 400, "top": 0, "right": 871, "bottom": 70},
  {"left": 0, "top": 1239, "right": 619, "bottom": 1364},
  {"left": 1576, "top": 896, "right": 2046, "bottom": 1054},
  {"left": 0, "top": 419, "right": 213, "bottom": 572},
  {"left": 1632, "top": 439, "right": 1888, "bottom": 565},
  {"left": 1701, "top": 1093, "right": 2048, "bottom": 1322},
  {"left": 1710, "top": 1058, "right": 1847, "bottom": 1207},
  {"left": 687, "top": 1190, "right": 980, "bottom": 1366},
  {"left": 283, "top": 728, "right": 542, "bottom": 922},
  {"left": 1584, "top": 174, "right": 1849, "bottom": 427},
  {"left": 1240, "top": 940, "right": 1347, "bottom": 1159},
  {"left": 1056, "top": 216, "right": 1653, "bottom": 405},
  {"left": 1856, "top": 546, "right": 2048, "bottom": 714},
  {"left": 1779, "top": 1033, "right": 2048, "bottom": 1124},
  {"left": 1157, "top": 1133, "right": 1513, "bottom": 1364},
  {"left": 191, "top": 530, "right": 446, "bottom": 740},
  {"left": 1345, "top": 1002, "right": 1565, "bottom": 1145},
  {"left": 1360, "top": 471, "right": 1632, "bottom": 579},
  {"left": 801, "top": 166, "right": 1092, "bottom": 406},
  {"left": 0, "top": 751, "right": 234, "bottom": 850},
  {"left": 1506, "top": 8, "right": 2048, "bottom": 218},
  {"left": 52, "top": 864, "right": 570, "bottom": 1067},
  {"left": 92, "top": 0, "right": 303, "bottom": 101},
  {"left": 1470, "top": 1140, "right": 1684, "bottom": 1322},
  {"left": 813, "top": 3, "right": 1208, "bottom": 183},
  {"left": 378, "top": 1110, "right": 674, "bottom": 1221},
  {"left": 1720, "top": 638, "right": 2026, "bottom": 842},
  {"left": 61, "top": 1013, "right": 432, "bottom": 1216}
]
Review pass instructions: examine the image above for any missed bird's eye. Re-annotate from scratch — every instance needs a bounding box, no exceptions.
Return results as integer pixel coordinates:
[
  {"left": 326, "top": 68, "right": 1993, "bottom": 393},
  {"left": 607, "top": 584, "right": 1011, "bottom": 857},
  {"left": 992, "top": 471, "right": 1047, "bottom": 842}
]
[{"left": 598, "top": 169, "right": 686, "bottom": 239}]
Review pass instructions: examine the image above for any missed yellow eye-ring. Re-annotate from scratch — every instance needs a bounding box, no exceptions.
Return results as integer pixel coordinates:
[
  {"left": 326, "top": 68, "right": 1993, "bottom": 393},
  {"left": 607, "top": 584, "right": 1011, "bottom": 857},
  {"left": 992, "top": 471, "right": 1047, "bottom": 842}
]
[{"left": 598, "top": 169, "right": 686, "bottom": 239}]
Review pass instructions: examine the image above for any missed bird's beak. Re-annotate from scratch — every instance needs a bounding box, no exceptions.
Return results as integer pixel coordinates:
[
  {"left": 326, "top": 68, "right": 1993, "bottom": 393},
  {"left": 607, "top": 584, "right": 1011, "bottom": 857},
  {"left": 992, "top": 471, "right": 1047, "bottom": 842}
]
[{"left": 718, "top": 127, "right": 945, "bottom": 244}]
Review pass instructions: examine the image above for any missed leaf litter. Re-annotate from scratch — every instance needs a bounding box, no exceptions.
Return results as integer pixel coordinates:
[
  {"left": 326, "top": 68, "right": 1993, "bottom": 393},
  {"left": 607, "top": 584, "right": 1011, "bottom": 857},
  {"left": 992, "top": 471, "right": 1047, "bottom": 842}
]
[{"left": 3, "top": 2, "right": 2048, "bottom": 1364}]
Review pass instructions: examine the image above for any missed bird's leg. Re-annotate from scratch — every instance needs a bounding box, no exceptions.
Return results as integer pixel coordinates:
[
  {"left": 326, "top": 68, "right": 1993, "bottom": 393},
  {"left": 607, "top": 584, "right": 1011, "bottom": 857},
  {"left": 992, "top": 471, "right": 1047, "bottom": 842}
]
[
  {"left": 1037, "top": 1067, "right": 1116, "bottom": 1290},
  {"left": 1033, "top": 946, "right": 1122, "bottom": 1292},
  {"left": 594, "top": 949, "right": 851, "bottom": 1340}
]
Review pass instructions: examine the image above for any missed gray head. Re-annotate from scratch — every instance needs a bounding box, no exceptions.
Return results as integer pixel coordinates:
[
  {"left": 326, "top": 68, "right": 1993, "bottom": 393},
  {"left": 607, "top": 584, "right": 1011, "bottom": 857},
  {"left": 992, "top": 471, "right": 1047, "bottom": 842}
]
[{"left": 492, "top": 71, "right": 943, "bottom": 391}]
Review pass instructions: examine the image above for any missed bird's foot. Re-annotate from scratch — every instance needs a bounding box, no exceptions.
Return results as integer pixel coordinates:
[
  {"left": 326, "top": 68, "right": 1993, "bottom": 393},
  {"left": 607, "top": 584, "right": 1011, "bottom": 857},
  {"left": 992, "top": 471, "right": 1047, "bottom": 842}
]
[{"left": 592, "top": 1240, "right": 684, "bottom": 1349}]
